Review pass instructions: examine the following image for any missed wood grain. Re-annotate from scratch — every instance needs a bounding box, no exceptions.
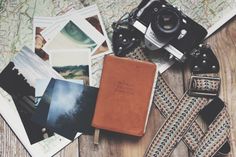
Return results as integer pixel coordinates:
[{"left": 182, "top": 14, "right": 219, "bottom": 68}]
[
  {"left": 0, "top": 116, "right": 30, "bottom": 157},
  {"left": 206, "top": 16, "right": 236, "bottom": 157},
  {"left": 0, "top": 11, "right": 236, "bottom": 157}
]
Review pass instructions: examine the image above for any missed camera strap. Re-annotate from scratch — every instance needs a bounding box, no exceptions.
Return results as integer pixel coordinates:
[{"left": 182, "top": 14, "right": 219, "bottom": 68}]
[{"left": 126, "top": 47, "right": 231, "bottom": 157}]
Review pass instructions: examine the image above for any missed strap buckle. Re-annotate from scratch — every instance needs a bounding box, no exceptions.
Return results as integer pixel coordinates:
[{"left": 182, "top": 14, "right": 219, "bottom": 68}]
[{"left": 188, "top": 75, "right": 221, "bottom": 97}]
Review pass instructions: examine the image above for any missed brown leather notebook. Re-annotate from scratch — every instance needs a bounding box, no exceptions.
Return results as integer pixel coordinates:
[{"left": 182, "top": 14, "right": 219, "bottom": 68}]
[{"left": 92, "top": 55, "right": 157, "bottom": 136}]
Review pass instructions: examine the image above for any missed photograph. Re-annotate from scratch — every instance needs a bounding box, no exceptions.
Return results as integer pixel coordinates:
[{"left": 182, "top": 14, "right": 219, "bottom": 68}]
[
  {"left": 0, "top": 46, "right": 82, "bottom": 156},
  {"left": 86, "top": 15, "right": 109, "bottom": 56},
  {"left": 0, "top": 46, "right": 65, "bottom": 144},
  {"left": 35, "top": 79, "right": 84, "bottom": 107},
  {"left": 49, "top": 49, "right": 90, "bottom": 85},
  {"left": 0, "top": 62, "right": 54, "bottom": 144},
  {"left": 42, "top": 16, "right": 105, "bottom": 53},
  {"left": 35, "top": 27, "right": 49, "bottom": 61},
  {"left": 47, "top": 20, "right": 96, "bottom": 50},
  {"left": 33, "top": 17, "right": 51, "bottom": 62},
  {"left": 32, "top": 78, "right": 98, "bottom": 140},
  {"left": 74, "top": 5, "right": 112, "bottom": 57}
]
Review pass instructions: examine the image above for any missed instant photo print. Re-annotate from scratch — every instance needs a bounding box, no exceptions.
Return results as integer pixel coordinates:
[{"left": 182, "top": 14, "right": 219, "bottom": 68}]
[
  {"left": 33, "top": 9, "right": 78, "bottom": 61},
  {"left": 34, "top": 5, "right": 112, "bottom": 87},
  {"left": 41, "top": 16, "right": 105, "bottom": 85},
  {"left": 42, "top": 15, "right": 105, "bottom": 53},
  {"left": 40, "top": 5, "right": 112, "bottom": 57},
  {"left": 79, "top": 5, "right": 112, "bottom": 57}
]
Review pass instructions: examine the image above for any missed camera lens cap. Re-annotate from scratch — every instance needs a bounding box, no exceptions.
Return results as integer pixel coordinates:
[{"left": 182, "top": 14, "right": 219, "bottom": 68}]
[
  {"left": 112, "top": 27, "right": 142, "bottom": 57},
  {"left": 151, "top": 7, "right": 182, "bottom": 40}
]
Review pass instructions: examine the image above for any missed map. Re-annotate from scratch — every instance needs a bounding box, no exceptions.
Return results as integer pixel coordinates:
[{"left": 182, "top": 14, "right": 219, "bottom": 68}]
[{"left": 1, "top": 0, "right": 235, "bottom": 72}]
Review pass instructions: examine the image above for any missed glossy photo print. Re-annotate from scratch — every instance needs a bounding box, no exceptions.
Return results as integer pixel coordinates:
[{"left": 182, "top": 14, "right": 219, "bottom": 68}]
[
  {"left": 49, "top": 49, "right": 90, "bottom": 85},
  {"left": 0, "top": 46, "right": 61, "bottom": 144},
  {"left": 32, "top": 78, "right": 98, "bottom": 140}
]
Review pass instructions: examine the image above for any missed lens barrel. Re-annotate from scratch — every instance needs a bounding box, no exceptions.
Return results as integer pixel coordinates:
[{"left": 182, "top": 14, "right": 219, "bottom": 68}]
[{"left": 151, "top": 7, "right": 181, "bottom": 40}]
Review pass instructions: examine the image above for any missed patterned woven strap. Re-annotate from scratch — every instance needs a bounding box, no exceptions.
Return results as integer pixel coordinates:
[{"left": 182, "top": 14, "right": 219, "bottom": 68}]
[
  {"left": 125, "top": 47, "right": 231, "bottom": 157},
  {"left": 145, "top": 76, "right": 231, "bottom": 157},
  {"left": 126, "top": 49, "right": 217, "bottom": 152},
  {"left": 126, "top": 47, "right": 150, "bottom": 61},
  {"left": 145, "top": 93, "right": 209, "bottom": 157},
  {"left": 154, "top": 76, "right": 205, "bottom": 151},
  {"left": 191, "top": 77, "right": 219, "bottom": 93},
  {"left": 193, "top": 108, "right": 230, "bottom": 157},
  {"left": 154, "top": 76, "right": 231, "bottom": 156}
]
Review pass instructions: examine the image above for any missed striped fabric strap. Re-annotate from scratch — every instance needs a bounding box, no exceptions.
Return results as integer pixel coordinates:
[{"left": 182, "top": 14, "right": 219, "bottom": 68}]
[
  {"left": 153, "top": 76, "right": 205, "bottom": 151},
  {"left": 126, "top": 47, "right": 231, "bottom": 157},
  {"left": 152, "top": 76, "right": 231, "bottom": 156},
  {"left": 193, "top": 108, "right": 230, "bottom": 157},
  {"left": 144, "top": 75, "right": 230, "bottom": 157},
  {"left": 145, "top": 92, "right": 209, "bottom": 157}
]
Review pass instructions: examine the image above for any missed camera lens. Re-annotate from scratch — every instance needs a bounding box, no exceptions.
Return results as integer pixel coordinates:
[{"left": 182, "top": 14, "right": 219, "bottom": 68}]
[
  {"left": 159, "top": 11, "right": 178, "bottom": 32},
  {"left": 151, "top": 7, "right": 181, "bottom": 36}
]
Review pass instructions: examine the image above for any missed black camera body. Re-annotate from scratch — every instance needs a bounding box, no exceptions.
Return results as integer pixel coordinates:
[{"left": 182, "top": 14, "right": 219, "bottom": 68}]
[{"left": 112, "top": 0, "right": 208, "bottom": 62}]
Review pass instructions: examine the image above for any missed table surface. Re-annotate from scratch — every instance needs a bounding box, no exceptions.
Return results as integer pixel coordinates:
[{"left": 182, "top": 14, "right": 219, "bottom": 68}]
[{"left": 0, "top": 13, "right": 236, "bottom": 157}]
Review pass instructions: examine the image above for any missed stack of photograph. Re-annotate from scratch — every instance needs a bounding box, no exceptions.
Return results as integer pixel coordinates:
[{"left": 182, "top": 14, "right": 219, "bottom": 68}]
[{"left": 0, "top": 5, "right": 112, "bottom": 157}]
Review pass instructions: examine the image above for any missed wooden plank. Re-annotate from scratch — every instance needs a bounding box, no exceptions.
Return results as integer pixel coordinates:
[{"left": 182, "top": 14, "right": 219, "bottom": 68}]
[
  {"left": 54, "top": 140, "right": 79, "bottom": 157},
  {"left": 206, "top": 17, "right": 236, "bottom": 157},
  {"left": 0, "top": 114, "right": 79, "bottom": 157},
  {"left": 0, "top": 116, "right": 30, "bottom": 157}
]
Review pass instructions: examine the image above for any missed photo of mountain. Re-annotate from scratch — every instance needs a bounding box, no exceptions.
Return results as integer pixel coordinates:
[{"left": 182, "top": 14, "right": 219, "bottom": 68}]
[
  {"left": 54, "top": 65, "right": 89, "bottom": 84},
  {"left": 49, "top": 49, "right": 90, "bottom": 84}
]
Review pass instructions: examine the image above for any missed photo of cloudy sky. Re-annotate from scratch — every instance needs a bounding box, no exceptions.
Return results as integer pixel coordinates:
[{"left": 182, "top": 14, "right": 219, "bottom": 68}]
[{"left": 33, "top": 78, "right": 98, "bottom": 140}]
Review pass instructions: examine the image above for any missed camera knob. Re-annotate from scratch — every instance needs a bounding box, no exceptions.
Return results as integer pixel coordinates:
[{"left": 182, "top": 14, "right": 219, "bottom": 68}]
[
  {"left": 190, "top": 46, "right": 219, "bottom": 74},
  {"left": 112, "top": 27, "right": 142, "bottom": 57}
]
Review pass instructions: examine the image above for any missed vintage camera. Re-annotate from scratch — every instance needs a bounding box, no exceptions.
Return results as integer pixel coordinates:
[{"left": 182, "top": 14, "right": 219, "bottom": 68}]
[{"left": 112, "top": 0, "right": 208, "bottom": 62}]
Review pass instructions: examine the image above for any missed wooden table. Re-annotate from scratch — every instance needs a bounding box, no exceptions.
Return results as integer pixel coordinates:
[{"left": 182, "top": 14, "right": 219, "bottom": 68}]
[{"left": 0, "top": 15, "right": 235, "bottom": 157}]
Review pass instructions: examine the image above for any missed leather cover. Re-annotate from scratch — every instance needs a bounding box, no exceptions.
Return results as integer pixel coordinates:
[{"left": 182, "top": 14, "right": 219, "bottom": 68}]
[{"left": 92, "top": 55, "right": 157, "bottom": 136}]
